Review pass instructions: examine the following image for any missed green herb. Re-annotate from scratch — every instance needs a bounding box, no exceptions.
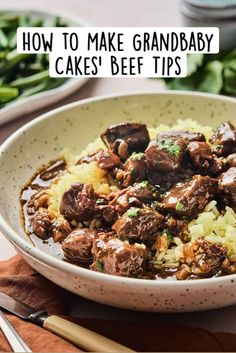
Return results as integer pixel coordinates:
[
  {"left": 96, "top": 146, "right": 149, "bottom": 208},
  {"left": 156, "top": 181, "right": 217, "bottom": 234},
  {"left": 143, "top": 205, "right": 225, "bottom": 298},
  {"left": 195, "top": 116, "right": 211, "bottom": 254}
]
[
  {"left": 159, "top": 50, "right": 236, "bottom": 96},
  {"left": 163, "top": 229, "right": 174, "bottom": 242},
  {"left": 157, "top": 140, "right": 181, "bottom": 156},
  {"left": 139, "top": 180, "right": 149, "bottom": 188},
  {"left": 127, "top": 208, "right": 139, "bottom": 218},
  {"left": 95, "top": 260, "right": 103, "bottom": 272},
  {"left": 175, "top": 202, "right": 184, "bottom": 211},
  {"left": 215, "top": 144, "right": 222, "bottom": 150},
  {"left": 129, "top": 152, "right": 144, "bottom": 161}
]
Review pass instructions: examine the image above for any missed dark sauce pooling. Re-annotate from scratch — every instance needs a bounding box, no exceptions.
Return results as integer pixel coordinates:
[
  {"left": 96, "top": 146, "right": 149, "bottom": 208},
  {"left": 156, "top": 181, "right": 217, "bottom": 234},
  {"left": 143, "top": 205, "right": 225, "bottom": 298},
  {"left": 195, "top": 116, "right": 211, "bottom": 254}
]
[{"left": 20, "top": 122, "right": 236, "bottom": 280}]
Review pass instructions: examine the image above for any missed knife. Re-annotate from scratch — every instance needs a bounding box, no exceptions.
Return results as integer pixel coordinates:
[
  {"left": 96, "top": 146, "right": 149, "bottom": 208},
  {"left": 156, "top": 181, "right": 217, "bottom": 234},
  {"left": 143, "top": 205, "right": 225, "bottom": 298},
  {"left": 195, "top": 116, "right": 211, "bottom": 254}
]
[
  {"left": 0, "top": 309, "right": 32, "bottom": 352},
  {"left": 0, "top": 292, "right": 134, "bottom": 352}
]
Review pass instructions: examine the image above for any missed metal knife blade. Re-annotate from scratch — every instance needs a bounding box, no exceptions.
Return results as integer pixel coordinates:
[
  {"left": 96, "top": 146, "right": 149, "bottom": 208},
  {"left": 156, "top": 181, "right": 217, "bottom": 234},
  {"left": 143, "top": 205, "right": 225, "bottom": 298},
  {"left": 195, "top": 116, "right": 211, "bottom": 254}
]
[{"left": 0, "top": 292, "right": 37, "bottom": 320}]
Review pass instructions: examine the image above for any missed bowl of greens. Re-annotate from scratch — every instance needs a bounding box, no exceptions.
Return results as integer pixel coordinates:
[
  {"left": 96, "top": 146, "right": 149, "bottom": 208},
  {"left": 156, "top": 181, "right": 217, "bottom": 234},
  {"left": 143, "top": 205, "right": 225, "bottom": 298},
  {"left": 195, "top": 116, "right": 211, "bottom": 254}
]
[{"left": 0, "top": 9, "right": 90, "bottom": 125}]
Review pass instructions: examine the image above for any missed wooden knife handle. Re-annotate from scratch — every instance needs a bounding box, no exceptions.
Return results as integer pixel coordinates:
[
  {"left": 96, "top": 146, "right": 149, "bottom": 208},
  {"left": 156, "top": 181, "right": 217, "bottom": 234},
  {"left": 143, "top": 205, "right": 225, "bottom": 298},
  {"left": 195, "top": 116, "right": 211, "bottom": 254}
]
[{"left": 43, "top": 315, "right": 135, "bottom": 352}]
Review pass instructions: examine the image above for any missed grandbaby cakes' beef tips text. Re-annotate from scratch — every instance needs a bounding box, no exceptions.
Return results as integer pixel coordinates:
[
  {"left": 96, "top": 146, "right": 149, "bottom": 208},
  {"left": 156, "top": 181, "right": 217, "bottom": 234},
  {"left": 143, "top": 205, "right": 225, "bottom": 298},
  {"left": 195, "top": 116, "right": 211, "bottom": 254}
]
[{"left": 21, "top": 120, "right": 236, "bottom": 280}]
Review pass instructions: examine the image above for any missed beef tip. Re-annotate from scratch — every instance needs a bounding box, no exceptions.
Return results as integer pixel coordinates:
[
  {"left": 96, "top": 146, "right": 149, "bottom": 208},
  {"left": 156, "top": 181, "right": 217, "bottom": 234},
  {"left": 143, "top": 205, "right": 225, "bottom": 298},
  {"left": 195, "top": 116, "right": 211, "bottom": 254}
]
[
  {"left": 30, "top": 208, "right": 51, "bottom": 239},
  {"left": 112, "top": 207, "right": 165, "bottom": 243},
  {"left": 96, "top": 150, "right": 121, "bottom": 171},
  {"left": 62, "top": 228, "right": 97, "bottom": 260},
  {"left": 187, "top": 141, "right": 213, "bottom": 171},
  {"left": 50, "top": 216, "right": 72, "bottom": 242},
  {"left": 147, "top": 169, "right": 194, "bottom": 189},
  {"left": 90, "top": 236, "right": 147, "bottom": 277},
  {"left": 101, "top": 123, "right": 150, "bottom": 156},
  {"left": 78, "top": 149, "right": 121, "bottom": 172},
  {"left": 227, "top": 153, "right": 236, "bottom": 168},
  {"left": 208, "top": 155, "right": 228, "bottom": 176},
  {"left": 210, "top": 121, "right": 236, "bottom": 156},
  {"left": 116, "top": 153, "right": 146, "bottom": 187},
  {"left": 27, "top": 190, "right": 48, "bottom": 215},
  {"left": 145, "top": 137, "right": 187, "bottom": 173},
  {"left": 60, "top": 183, "right": 96, "bottom": 222},
  {"left": 98, "top": 204, "right": 118, "bottom": 224},
  {"left": 111, "top": 182, "right": 158, "bottom": 213},
  {"left": 165, "top": 217, "right": 190, "bottom": 242},
  {"left": 218, "top": 167, "right": 236, "bottom": 210},
  {"left": 161, "top": 175, "right": 218, "bottom": 218},
  {"left": 111, "top": 139, "right": 130, "bottom": 161},
  {"left": 157, "top": 130, "right": 206, "bottom": 142}
]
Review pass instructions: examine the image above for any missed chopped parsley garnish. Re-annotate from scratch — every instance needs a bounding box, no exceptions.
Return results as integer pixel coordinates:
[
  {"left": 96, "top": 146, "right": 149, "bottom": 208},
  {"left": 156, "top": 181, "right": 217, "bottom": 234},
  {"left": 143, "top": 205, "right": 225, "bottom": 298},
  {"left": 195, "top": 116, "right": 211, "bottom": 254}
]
[
  {"left": 175, "top": 201, "right": 184, "bottom": 211},
  {"left": 96, "top": 260, "right": 104, "bottom": 272},
  {"left": 163, "top": 229, "right": 174, "bottom": 242},
  {"left": 129, "top": 152, "right": 144, "bottom": 160},
  {"left": 139, "top": 180, "right": 149, "bottom": 188},
  {"left": 215, "top": 144, "right": 222, "bottom": 150},
  {"left": 127, "top": 208, "right": 139, "bottom": 218},
  {"left": 157, "top": 139, "right": 181, "bottom": 156}
]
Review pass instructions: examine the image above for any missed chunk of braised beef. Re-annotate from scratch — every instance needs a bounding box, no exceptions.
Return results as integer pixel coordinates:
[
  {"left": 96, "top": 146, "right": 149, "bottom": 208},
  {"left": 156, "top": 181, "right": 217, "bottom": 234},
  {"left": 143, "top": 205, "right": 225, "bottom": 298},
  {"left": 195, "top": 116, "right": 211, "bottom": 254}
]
[
  {"left": 96, "top": 150, "right": 122, "bottom": 171},
  {"left": 30, "top": 208, "right": 51, "bottom": 239},
  {"left": 111, "top": 182, "right": 158, "bottom": 213},
  {"left": 90, "top": 235, "right": 147, "bottom": 277},
  {"left": 111, "top": 139, "right": 130, "bottom": 161},
  {"left": 157, "top": 130, "right": 206, "bottom": 142},
  {"left": 208, "top": 155, "right": 228, "bottom": 176},
  {"left": 60, "top": 183, "right": 96, "bottom": 222},
  {"left": 116, "top": 153, "right": 146, "bottom": 187},
  {"left": 227, "top": 153, "right": 236, "bottom": 168},
  {"left": 112, "top": 207, "right": 165, "bottom": 243},
  {"left": 101, "top": 123, "right": 150, "bottom": 157},
  {"left": 27, "top": 190, "right": 48, "bottom": 215},
  {"left": 98, "top": 204, "right": 118, "bottom": 224},
  {"left": 147, "top": 169, "right": 194, "bottom": 190},
  {"left": 50, "top": 216, "right": 72, "bottom": 242},
  {"left": 176, "top": 238, "right": 228, "bottom": 280},
  {"left": 161, "top": 175, "right": 218, "bottom": 218},
  {"left": 165, "top": 217, "right": 190, "bottom": 242},
  {"left": 145, "top": 137, "right": 187, "bottom": 173},
  {"left": 210, "top": 121, "right": 236, "bottom": 156},
  {"left": 218, "top": 167, "right": 236, "bottom": 210},
  {"left": 62, "top": 228, "right": 97, "bottom": 261},
  {"left": 187, "top": 141, "right": 213, "bottom": 171}
]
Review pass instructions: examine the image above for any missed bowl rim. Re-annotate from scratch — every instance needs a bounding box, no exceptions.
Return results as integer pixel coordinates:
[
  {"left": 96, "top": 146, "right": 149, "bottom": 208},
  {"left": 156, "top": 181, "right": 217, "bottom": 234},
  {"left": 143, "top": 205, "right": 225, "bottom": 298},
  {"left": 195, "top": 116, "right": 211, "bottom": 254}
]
[{"left": 1, "top": 90, "right": 236, "bottom": 287}]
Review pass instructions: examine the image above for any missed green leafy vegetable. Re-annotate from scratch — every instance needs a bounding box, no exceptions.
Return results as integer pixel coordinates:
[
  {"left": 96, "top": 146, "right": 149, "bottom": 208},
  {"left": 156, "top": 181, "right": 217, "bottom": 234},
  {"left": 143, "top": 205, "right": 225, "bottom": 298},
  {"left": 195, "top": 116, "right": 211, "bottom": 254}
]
[
  {"left": 0, "top": 12, "right": 68, "bottom": 109},
  {"left": 160, "top": 49, "right": 236, "bottom": 97}
]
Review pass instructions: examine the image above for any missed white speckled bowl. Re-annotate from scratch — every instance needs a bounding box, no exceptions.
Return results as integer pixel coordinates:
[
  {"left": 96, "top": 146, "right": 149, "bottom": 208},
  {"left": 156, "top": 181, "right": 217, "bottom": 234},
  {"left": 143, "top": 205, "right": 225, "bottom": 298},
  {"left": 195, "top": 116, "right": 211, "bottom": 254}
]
[{"left": 1, "top": 91, "right": 236, "bottom": 312}]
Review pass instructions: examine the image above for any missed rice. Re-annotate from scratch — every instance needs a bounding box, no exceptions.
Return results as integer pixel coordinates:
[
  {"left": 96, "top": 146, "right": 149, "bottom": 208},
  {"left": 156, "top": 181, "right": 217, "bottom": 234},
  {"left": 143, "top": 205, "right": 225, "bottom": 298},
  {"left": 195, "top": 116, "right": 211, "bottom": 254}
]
[
  {"left": 149, "top": 118, "right": 213, "bottom": 141},
  {"left": 48, "top": 162, "right": 117, "bottom": 217},
  {"left": 154, "top": 202, "right": 236, "bottom": 267},
  {"left": 189, "top": 201, "right": 236, "bottom": 255}
]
